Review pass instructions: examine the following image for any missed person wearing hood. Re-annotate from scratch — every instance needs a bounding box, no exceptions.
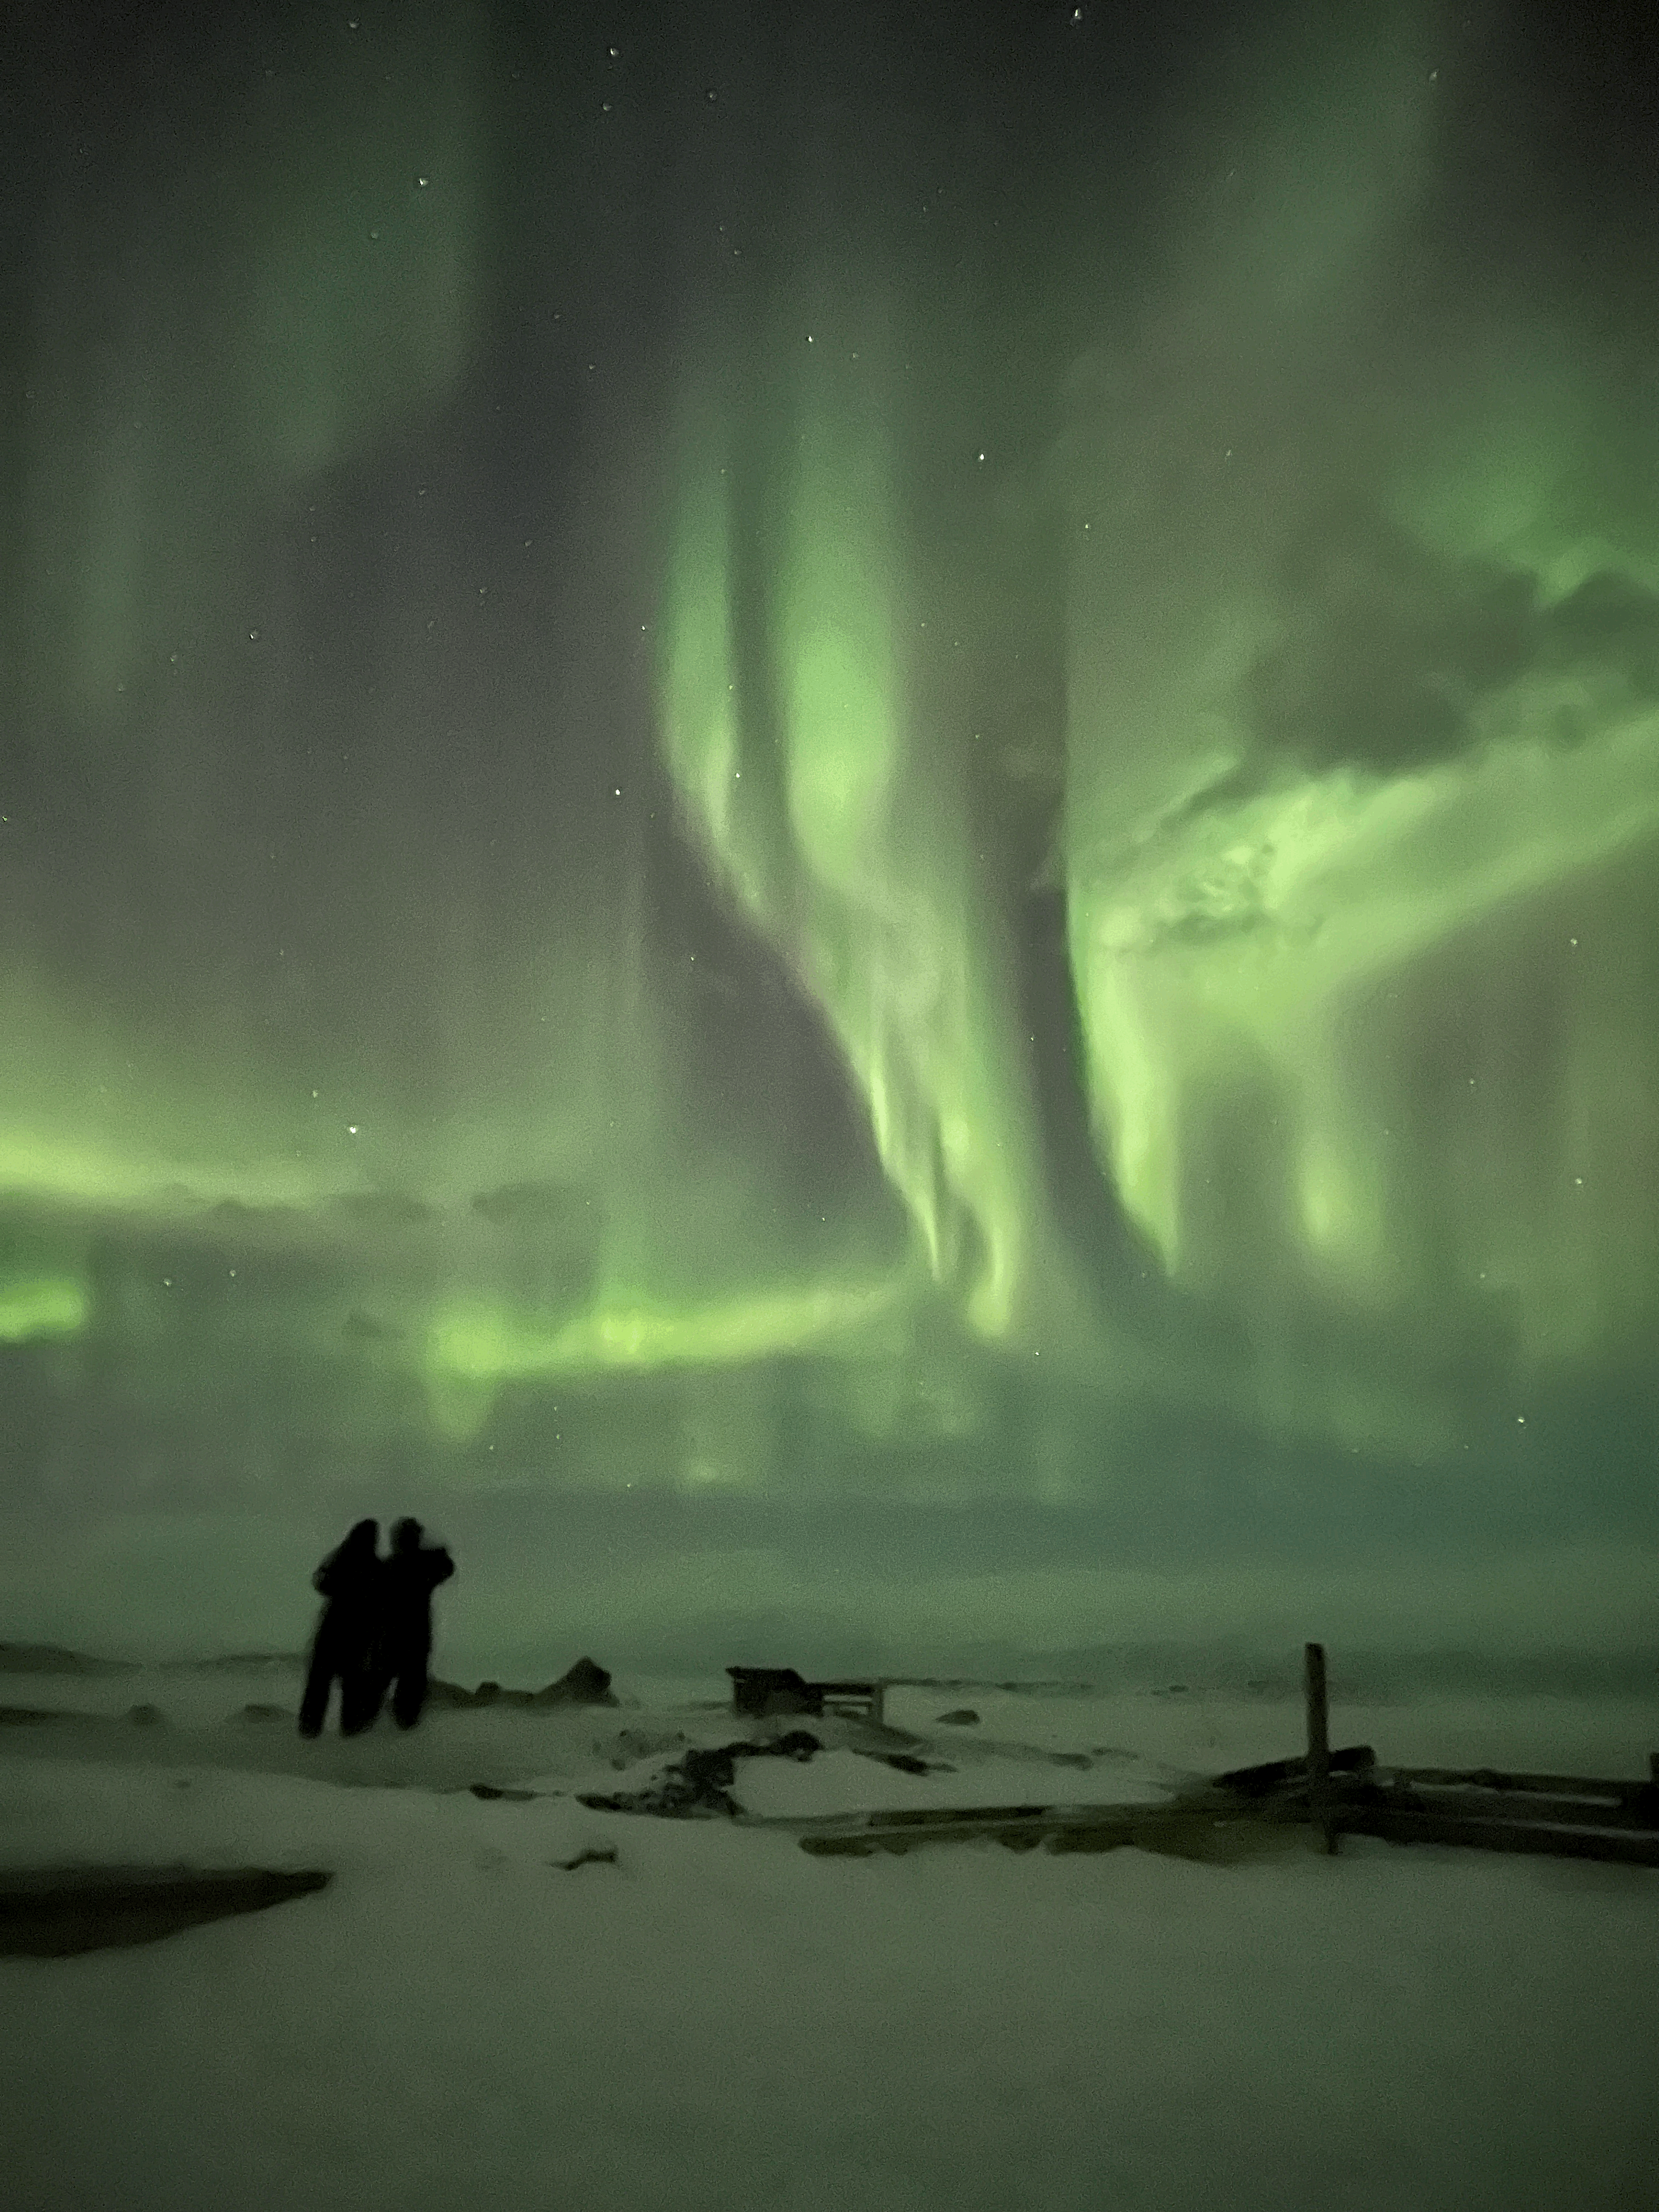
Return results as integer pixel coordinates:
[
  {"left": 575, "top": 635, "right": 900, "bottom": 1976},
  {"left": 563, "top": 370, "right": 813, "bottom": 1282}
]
[
  {"left": 375, "top": 1516, "right": 454, "bottom": 1730},
  {"left": 298, "top": 1519, "right": 385, "bottom": 1738}
]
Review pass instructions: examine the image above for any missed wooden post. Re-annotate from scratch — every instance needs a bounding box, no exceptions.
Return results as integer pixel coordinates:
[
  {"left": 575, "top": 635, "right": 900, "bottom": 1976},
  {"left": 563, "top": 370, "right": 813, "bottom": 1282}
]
[
  {"left": 870, "top": 1680, "right": 886, "bottom": 1729},
  {"left": 1305, "top": 1642, "right": 1337, "bottom": 1854},
  {"left": 1650, "top": 1752, "right": 1658, "bottom": 1785}
]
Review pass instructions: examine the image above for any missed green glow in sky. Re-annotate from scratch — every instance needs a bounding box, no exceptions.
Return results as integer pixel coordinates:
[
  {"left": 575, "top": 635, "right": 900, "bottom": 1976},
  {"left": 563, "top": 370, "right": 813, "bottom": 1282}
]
[
  {"left": 0, "top": 1124, "right": 326, "bottom": 1223},
  {"left": 1069, "top": 707, "right": 1659, "bottom": 1295},
  {"left": 659, "top": 320, "right": 1069, "bottom": 1348},
  {"left": 4, "top": 2, "right": 1658, "bottom": 1577},
  {"left": 419, "top": 1279, "right": 918, "bottom": 1454},
  {"left": 19, "top": 10, "right": 483, "bottom": 721},
  {"left": 425, "top": 1276, "right": 902, "bottom": 1432},
  {"left": 1041, "top": 35, "right": 1659, "bottom": 1381},
  {"left": 0, "top": 1275, "right": 87, "bottom": 1345}
]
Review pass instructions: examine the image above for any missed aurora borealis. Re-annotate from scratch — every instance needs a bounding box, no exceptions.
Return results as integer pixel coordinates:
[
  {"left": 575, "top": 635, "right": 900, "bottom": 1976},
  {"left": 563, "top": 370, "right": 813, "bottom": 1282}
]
[{"left": 3, "top": 0, "right": 1657, "bottom": 1673}]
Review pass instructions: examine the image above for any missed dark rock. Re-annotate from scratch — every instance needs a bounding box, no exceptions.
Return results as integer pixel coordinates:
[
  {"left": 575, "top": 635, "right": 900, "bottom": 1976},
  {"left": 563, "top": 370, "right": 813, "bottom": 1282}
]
[
  {"left": 0, "top": 1866, "right": 331, "bottom": 1957},
  {"left": 431, "top": 1661, "right": 617, "bottom": 1711},
  {"left": 610, "top": 1728, "right": 688, "bottom": 1767},
  {"left": 769, "top": 1730, "right": 821, "bottom": 1762},
  {"left": 577, "top": 1730, "right": 822, "bottom": 1818},
  {"left": 468, "top": 1783, "right": 537, "bottom": 1802},
  {"left": 937, "top": 1708, "right": 980, "bottom": 1725},
  {"left": 882, "top": 1753, "right": 932, "bottom": 1775},
  {"left": 1049, "top": 1751, "right": 1091, "bottom": 1768},
  {"left": 551, "top": 1846, "right": 617, "bottom": 1871},
  {"left": 127, "top": 1704, "right": 165, "bottom": 1728},
  {"left": 430, "top": 1677, "right": 537, "bottom": 1709},
  {"left": 726, "top": 1666, "right": 823, "bottom": 1718},
  {"left": 533, "top": 1657, "right": 617, "bottom": 1708}
]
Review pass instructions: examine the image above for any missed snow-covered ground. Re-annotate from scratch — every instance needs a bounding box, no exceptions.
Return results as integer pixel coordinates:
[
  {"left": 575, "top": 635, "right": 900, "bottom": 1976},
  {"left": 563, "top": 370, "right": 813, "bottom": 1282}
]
[{"left": 3, "top": 1669, "right": 1656, "bottom": 2211}]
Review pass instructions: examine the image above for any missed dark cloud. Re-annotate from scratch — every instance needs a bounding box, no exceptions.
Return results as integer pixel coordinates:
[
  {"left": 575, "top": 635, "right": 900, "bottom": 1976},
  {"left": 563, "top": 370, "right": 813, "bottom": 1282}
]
[
  {"left": 1240, "top": 503, "right": 1659, "bottom": 785},
  {"left": 329, "top": 1192, "right": 436, "bottom": 1231},
  {"left": 341, "top": 1312, "right": 405, "bottom": 1344},
  {"left": 1241, "top": 501, "right": 1536, "bottom": 775},
  {"left": 470, "top": 1183, "right": 591, "bottom": 1232},
  {"left": 1537, "top": 570, "right": 1659, "bottom": 704}
]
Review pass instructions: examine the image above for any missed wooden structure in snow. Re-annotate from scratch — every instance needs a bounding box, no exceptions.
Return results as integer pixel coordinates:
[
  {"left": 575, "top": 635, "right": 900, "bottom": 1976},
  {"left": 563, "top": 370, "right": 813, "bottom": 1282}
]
[
  {"left": 791, "top": 1644, "right": 1659, "bottom": 1866},
  {"left": 726, "top": 1667, "right": 887, "bottom": 1726}
]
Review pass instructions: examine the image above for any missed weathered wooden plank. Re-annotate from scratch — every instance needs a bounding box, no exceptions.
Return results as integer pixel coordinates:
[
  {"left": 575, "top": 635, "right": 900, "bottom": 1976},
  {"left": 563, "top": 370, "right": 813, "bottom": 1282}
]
[
  {"left": 1331, "top": 1809, "right": 1659, "bottom": 1869},
  {"left": 798, "top": 1789, "right": 1659, "bottom": 1866},
  {"left": 805, "top": 1814, "right": 1132, "bottom": 1849},
  {"left": 844, "top": 1801, "right": 1057, "bottom": 1828},
  {"left": 1372, "top": 1782, "right": 1659, "bottom": 1833},
  {"left": 1391, "top": 1767, "right": 1656, "bottom": 1806},
  {"left": 797, "top": 1799, "right": 1284, "bottom": 1863}
]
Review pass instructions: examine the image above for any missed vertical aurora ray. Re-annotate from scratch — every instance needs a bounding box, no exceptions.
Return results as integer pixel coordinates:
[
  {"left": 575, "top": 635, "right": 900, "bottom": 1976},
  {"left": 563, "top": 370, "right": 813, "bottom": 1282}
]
[
  {"left": 16, "top": 6, "right": 486, "bottom": 725},
  {"left": 658, "top": 318, "right": 1065, "bottom": 1345}
]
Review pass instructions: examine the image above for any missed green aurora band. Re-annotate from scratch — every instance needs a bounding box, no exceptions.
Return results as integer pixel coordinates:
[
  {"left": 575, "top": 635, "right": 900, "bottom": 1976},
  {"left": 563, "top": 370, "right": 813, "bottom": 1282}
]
[
  {"left": 658, "top": 315, "right": 1075, "bottom": 1354},
  {"left": 3, "top": 6, "right": 1658, "bottom": 1515}
]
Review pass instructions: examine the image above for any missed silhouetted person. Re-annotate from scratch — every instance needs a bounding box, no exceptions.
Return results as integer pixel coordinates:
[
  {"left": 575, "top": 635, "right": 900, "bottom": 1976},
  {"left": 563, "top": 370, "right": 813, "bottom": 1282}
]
[
  {"left": 298, "top": 1520, "right": 385, "bottom": 1738},
  {"left": 376, "top": 1516, "right": 454, "bottom": 1730}
]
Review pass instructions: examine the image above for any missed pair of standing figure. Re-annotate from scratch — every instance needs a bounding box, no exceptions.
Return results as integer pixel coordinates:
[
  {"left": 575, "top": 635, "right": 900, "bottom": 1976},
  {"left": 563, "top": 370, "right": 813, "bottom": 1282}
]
[{"left": 298, "top": 1516, "right": 455, "bottom": 1738}]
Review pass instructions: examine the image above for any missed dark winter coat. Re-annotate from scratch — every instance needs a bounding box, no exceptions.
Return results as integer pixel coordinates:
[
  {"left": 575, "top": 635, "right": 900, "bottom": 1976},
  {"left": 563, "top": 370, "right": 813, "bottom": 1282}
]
[
  {"left": 310, "top": 1538, "right": 382, "bottom": 1664},
  {"left": 379, "top": 1543, "right": 454, "bottom": 1659}
]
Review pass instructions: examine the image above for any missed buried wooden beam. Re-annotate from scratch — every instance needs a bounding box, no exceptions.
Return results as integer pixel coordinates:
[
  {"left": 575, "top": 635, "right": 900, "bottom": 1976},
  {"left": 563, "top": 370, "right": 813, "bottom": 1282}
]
[
  {"left": 1381, "top": 1775, "right": 1659, "bottom": 1830},
  {"left": 796, "top": 1799, "right": 1296, "bottom": 1863},
  {"left": 1328, "top": 1808, "right": 1659, "bottom": 1869},
  {"left": 1390, "top": 1766, "right": 1650, "bottom": 1802}
]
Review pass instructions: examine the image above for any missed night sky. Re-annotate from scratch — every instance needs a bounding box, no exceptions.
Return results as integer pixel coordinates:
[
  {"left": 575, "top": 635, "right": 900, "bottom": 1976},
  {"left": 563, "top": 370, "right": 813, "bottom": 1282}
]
[{"left": 3, "top": 0, "right": 1657, "bottom": 1674}]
